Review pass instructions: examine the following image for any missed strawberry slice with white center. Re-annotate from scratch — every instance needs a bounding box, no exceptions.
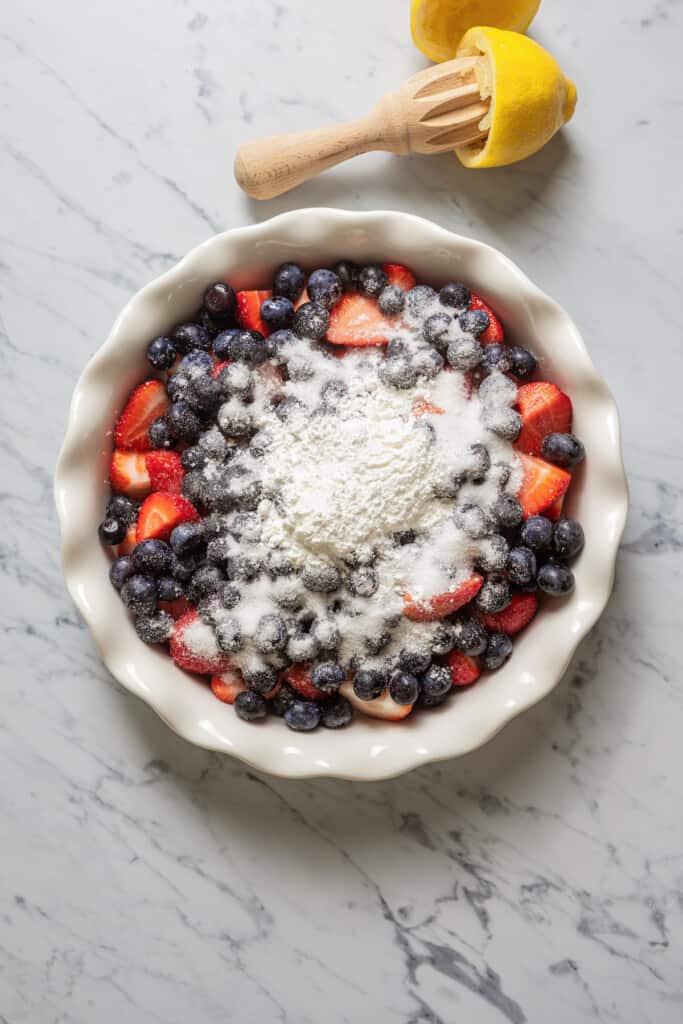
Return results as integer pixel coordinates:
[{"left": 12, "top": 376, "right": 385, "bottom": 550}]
[
  {"left": 514, "top": 382, "right": 572, "bottom": 457},
  {"left": 144, "top": 450, "right": 184, "bottom": 493},
  {"left": 136, "top": 491, "right": 199, "bottom": 542},
  {"left": 169, "top": 610, "right": 233, "bottom": 675},
  {"left": 340, "top": 681, "right": 414, "bottom": 720},
  {"left": 382, "top": 263, "right": 417, "bottom": 291},
  {"left": 211, "top": 668, "right": 247, "bottom": 704},
  {"left": 444, "top": 651, "right": 481, "bottom": 687},
  {"left": 327, "top": 294, "right": 397, "bottom": 347},
  {"left": 109, "top": 450, "right": 151, "bottom": 498},
  {"left": 403, "top": 574, "right": 484, "bottom": 622},
  {"left": 114, "top": 380, "right": 170, "bottom": 450},
  {"left": 479, "top": 591, "right": 539, "bottom": 635},
  {"left": 236, "top": 289, "right": 272, "bottom": 336},
  {"left": 516, "top": 453, "right": 571, "bottom": 519},
  {"left": 469, "top": 294, "right": 504, "bottom": 344}
]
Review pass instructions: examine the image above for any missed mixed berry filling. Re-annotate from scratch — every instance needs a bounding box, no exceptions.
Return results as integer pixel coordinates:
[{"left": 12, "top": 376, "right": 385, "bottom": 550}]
[{"left": 101, "top": 260, "right": 586, "bottom": 731}]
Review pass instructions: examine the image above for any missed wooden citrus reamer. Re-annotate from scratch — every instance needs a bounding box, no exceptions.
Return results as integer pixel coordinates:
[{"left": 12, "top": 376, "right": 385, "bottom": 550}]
[{"left": 234, "top": 56, "right": 489, "bottom": 200}]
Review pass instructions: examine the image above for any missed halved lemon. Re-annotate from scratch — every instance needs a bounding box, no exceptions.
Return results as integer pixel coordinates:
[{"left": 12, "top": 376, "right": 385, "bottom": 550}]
[{"left": 411, "top": 0, "right": 541, "bottom": 63}]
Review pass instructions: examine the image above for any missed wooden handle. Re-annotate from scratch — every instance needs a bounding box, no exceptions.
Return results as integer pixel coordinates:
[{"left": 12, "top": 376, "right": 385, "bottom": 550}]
[{"left": 234, "top": 106, "right": 404, "bottom": 201}]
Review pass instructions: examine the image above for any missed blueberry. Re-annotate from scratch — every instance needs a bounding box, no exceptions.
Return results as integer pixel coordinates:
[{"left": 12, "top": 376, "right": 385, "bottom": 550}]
[
  {"left": 537, "top": 562, "right": 575, "bottom": 596},
  {"left": 493, "top": 494, "right": 524, "bottom": 529},
  {"left": 206, "top": 535, "right": 232, "bottom": 565},
  {"left": 234, "top": 691, "right": 268, "bottom": 722},
  {"left": 386, "top": 338, "right": 408, "bottom": 359},
  {"left": 227, "top": 511, "right": 261, "bottom": 542},
  {"left": 307, "top": 269, "right": 343, "bottom": 309},
  {"left": 178, "top": 349, "right": 214, "bottom": 375},
  {"left": 406, "top": 285, "right": 437, "bottom": 317},
  {"left": 446, "top": 337, "right": 483, "bottom": 370},
  {"left": 358, "top": 264, "right": 387, "bottom": 298},
  {"left": 364, "top": 631, "right": 392, "bottom": 655},
  {"left": 506, "top": 546, "right": 537, "bottom": 587},
  {"left": 180, "top": 446, "right": 207, "bottom": 472},
  {"left": 553, "top": 518, "right": 585, "bottom": 560},
  {"left": 261, "top": 295, "right": 295, "bottom": 329},
  {"left": 98, "top": 517, "right": 127, "bottom": 545},
  {"left": 481, "top": 632, "right": 513, "bottom": 670},
  {"left": 254, "top": 613, "right": 288, "bottom": 654},
  {"left": 109, "top": 555, "right": 135, "bottom": 591},
  {"left": 332, "top": 260, "right": 359, "bottom": 291},
  {"left": 483, "top": 406, "right": 522, "bottom": 441},
  {"left": 417, "top": 690, "right": 451, "bottom": 709},
  {"left": 439, "top": 282, "right": 471, "bottom": 310},
  {"left": 166, "top": 371, "right": 192, "bottom": 404},
  {"left": 454, "top": 503, "right": 493, "bottom": 539},
  {"left": 346, "top": 567, "right": 379, "bottom": 598},
  {"left": 181, "top": 470, "right": 205, "bottom": 505},
  {"left": 270, "top": 682, "right": 297, "bottom": 717},
  {"left": 217, "top": 398, "right": 256, "bottom": 438},
  {"left": 170, "top": 551, "right": 203, "bottom": 582},
  {"left": 520, "top": 515, "right": 553, "bottom": 551},
  {"left": 475, "top": 576, "right": 511, "bottom": 613},
  {"left": 170, "top": 521, "right": 204, "bottom": 556},
  {"left": 243, "top": 663, "right": 278, "bottom": 694},
  {"left": 197, "top": 308, "right": 223, "bottom": 338},
  {"left": 389, "top": 671, "right": 419, "bottom": 705},
  {"left": 284, "top": 700, "right": 321, "bottom": 731},
  {"left": 477, "top": 534, "right": 510, "bottom": 573},
  {"left": 172, "top": 322, "right": 212, "bottom": 353},
  {"left": 215, "top": 581, "right": 241, "bottom": 609},
  {"left": 321, "top": 695, "right": 353, "bottom": 728},
  {"left": 293, "top": 301, "right": 330, "bottom": 340},
  {"left": 480, "top": 343, "right": 512, "bottom": 373},
  {"left": 226, "top": 549, "right": 262, "bottom": 580},
  {"left": 262, "top": 329, "right": 294, "bottom": 361},
  {"left": 491, "top": 461, "right": 511, "bottom": 490},
  {"left": 214, "top": 616, "right": 243, "bottom": 653},
  {"left": 194, "top": 375, "right": 223, "bottom": 415},
  {"left": 106, "top": 494, "right": 138, "bottom": 525},
  {"left": 379, "top": 357, "right": 418, "bottom": 390},
  {"left": 459, "top": 309, "right": 490, "bottom": 336},
  {"left": 148, "top": 417, "right": 175, "bottom": 450},
  {"left": 187, "top": 565, "right": 225, "bottom": 603},
  {"left": 413, "top": 346, "right": 445, "bottom": 379},
  {"left": 313, "top": 617, "right": 341, "bottom": 652},
  {"left": 353, "top": 669, "right": 385, "bottom": 701},
  {"left": 121, "top": 574, "right": 157, "bottom": 614},
  {"left": 157, "top": 575, "right": 184, "bottom": 602},
  {"left": 320, "top": 379, "right": 348, "bottom": 411},
  {"left": 199, "top": 426, "right": 232, "bottom": 460},
  {"left": 464, "top": 442, "right": 490, "bottom": 483},
  {"left": 301, "top": 562, "right": 340, "bottom": 593},
  {"left": 287, "top": 631, "right": 320, "bottom": 662},
  {"left": 423, "top": 312, "right": 452, "bottom": 348},
  {"left": 421, "top": 664, "right": 452, "bottom": 699},
  {"left": 273, "top": 262, "right": 306, "bottom": 301},
  {"left": 134, "top": 611, "right": 174, "bottom": 645},
  {"left": 541, "top": 432, "right": 585, "bottom": 468},
  {"left": 509, "top": 346, "right": 537, "bottom": 380},
  {"left": 147, "top": 336, "right": 177, "bottom": 370},
  {"left": 132, "top": 539, "right": 173, "bottom": 575},
  {"left": 203, "top": 282, "right": 236, "bottom": 320},
  {"left": 212, "top": 327, "right": 240, "bottom": 361},
  {"left": 451, "top": 617, "right": 488, "bottom": 657},
  {"left": 399, "top": 648, "right": 431, "bottom": 675},
  {"left": 166, "top": 401, "right": 201, "bottom": 442},
  {"left": 378, "top": 285, "right": 405, "bottom": 316},
  {"left": 215, "top": 329, "right": 267, "bottom": 366},
  {"left": 311, "top": 662, "right": 345, "bottom": 693},
  {"left": 431, "top": 623, "right": 456, "bottom": 656}
]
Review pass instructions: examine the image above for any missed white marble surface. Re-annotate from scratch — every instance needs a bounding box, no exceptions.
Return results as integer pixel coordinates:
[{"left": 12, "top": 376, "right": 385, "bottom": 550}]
[{"left": 1, "top": 0, "right": 682, "bottom": 1020}]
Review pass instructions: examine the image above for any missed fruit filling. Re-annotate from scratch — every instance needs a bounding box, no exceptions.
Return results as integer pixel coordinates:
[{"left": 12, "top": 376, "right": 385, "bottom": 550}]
[{"left": 100, "top": 261, "right": 586, "bottom": 731}]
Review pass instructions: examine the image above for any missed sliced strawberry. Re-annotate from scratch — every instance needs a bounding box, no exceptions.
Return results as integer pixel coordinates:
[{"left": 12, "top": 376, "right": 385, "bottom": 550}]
[
  {"left": 211, "top": 668, "right": 247, "bottom": 704},
  {"left": 517, "top": 453, "right": 571, "bottom": 519},
  {"left": 114, "top": 380, "right": 170, "bottom": 451},
  {"left": 514, "top": 382, "right": 572, "bottom": 457},
  {"left": 327, "top": 294, "right": 396, "bottom": 347},
  {"left": 479, "top": 591, "right": 539, "bottom": 636},
  {"left": 144, "top": 451, "right": 184, "bottom": 494},
  {"left": 211, "top": 360, "right": 231, "bottom": 379},
  {"left": 382, "top": 263, "right": 417, "bottom": 291},
  {"left": 170, "top": 610, "right": 233, "bottom": 675},
  {"left": 116, "top": 524, "right": 138, "bottom": 556},
  {"left": 236, "top": 289, "right": 272, "bottom": 336},
  {"left": 136, "top": 491, "right": 199, "bottom": 542},
  {"left": 109, "top": 450, "right": 151, "bottom": 499},
  {"left": 158, "top": 597, "right": 192, "bottom": 620},
  {"left": 412, "top": 398, "right": 445, "bottom": 417},
  {"left": 403, "top": 574, "right": 484, "bottom": 622},
  {"left": 470, "top": 294, "right": 504, "bottom": 344},
  {"left": 294, "top": 288, "right": 310, "bottom": 310},
  {"left": 445, "top": 651, "right": 481, "bottom": 687},
  {"left": 547, "top": 495, "right": 564, "bottom": 521},
  {"left": 282, "top": 663, "right": 328, "bottom": 702},
  {"left": 339, "top": 681, "right": 413, "bottom": 721}
]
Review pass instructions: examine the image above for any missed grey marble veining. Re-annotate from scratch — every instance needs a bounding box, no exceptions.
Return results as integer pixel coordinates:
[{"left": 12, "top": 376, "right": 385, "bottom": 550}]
[{"left": 1, "top": 0, "right": 682, "bottom": 1021}]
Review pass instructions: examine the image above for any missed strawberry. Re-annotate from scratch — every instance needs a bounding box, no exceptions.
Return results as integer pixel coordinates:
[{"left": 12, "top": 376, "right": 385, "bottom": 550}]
[
  {"left": 158, "top": 597, "right": 192, "bottom": 620},
  {"left": 470, "top": 294, "right": 504, "bottom": 344},
  {"left": 516, "top": 453, "right": 571, "bottom": 519},
  {"left": 282, "top": 663, "right": 328, "bottom": 702},
  {"left": 382, "top": 263, "right": 417, "bottom": 291},
  {"left": 445, "top": 650, "right": 481, "bottom": 687},
  {"left": 109, "top": 450, "right": 151, "bottom": 498},
  {"left": 412, "top": 398, "right": 445, "bottom": 417},
  {"left": 327, "top": 294, "right": 396, "bottom": 347},
  {"left": 144, "top": 451, "right": 184, "bottom": 493},
  {"left": 236, "top": 289, "right": 272, "bottom": 336},
  {"left": 169, "top": 610, "right": 233, "bottom": 675},
  {"left": 294, "top": 289, "right": 310, "bottom": 310},
  {"left": 514, "top": 382, "right": 572, "bottom": 457},
  {"left": 403, "top": 574, "right": 484, "bottom": 622},
  {"left": 211, "top": 668, "right": 247, "bottom": 704},
  {"left": 114, "top": 380, "right": 170, "bottom": 450},
  {"left": 116, "top": 524, "right": 138, "bottom": 556},
  {"left": 339, "top": 681, "right": 414, "bottom": 720},
  {"left": 479, "top": 591, "right": 539, "bottom": 635},
  {"left": 136, "top": 491, "right": 199, "bottom": 542},
  {"left": 547, "top": 495, "right": 564, "bottom": 521},
  {"left": 211, "top": 360, "right": 231, "bottom": 379}
]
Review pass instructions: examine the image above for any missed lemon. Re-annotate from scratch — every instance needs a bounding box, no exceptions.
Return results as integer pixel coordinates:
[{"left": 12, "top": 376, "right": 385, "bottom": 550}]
[
  {"left": 454, "top": 26, "right": 577, "bottom": 168},
  {"left": 411, "top": 0, "right": 541, "bottom": 63}
]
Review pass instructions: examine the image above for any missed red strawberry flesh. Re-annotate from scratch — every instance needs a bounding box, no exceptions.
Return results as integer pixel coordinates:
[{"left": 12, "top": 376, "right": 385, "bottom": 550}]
[
  {"left": 470, "top": 294, "right": 504, "bottom": 344},
  {"left": 327, "top": 294, "right": 396, "bottom": 347},
  {"left": 382, "top": 263, "right": 417, "bottom": 291},
  {"left": 114, "top": 380, "right": 169, "bottom": 451},
  {"left": 136, "top": 491, "right": 199, "bottom": 542},
  {"left": 236, "top": 289, "right": 272, "bottom": 336},
  {"left": 403, "top": 574, "right": 484, "bottom": 622},
  {"left": 514, "top": 382, "right": 572, "bottom": 457},
  {"left": 445, "top": 651, "right": 481, "bottom": 686},
  {"left": 170, "top": 610, "right": 233, "bottom": 675},
  {"left": 479, "top": 591, "right": 539, "bottom": 635},
  {"left": 144, "top": 451, "right": 184, "bottom": 493},
  {"left": 516, "top": 453, "right": 571, "bottom": 519}
]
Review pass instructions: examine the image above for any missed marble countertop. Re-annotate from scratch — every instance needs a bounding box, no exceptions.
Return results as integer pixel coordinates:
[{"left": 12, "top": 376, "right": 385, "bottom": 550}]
[{"left": 2, "top": 0, "right": 681, "bottom": 1020}]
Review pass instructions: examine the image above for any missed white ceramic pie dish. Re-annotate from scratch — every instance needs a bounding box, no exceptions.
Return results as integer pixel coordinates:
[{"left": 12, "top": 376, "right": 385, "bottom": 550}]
[{"left": 54, "top": 208, "right": 627, "bottom": 780}]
